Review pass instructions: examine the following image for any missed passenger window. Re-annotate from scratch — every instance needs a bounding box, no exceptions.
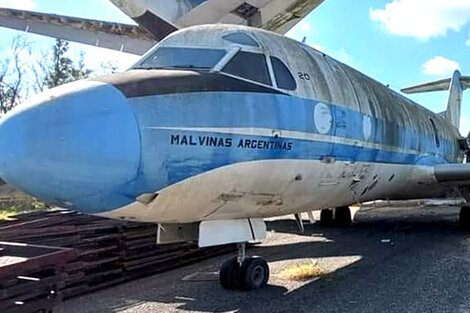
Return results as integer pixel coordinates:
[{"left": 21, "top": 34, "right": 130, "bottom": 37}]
[
  {"left": 222, "top": 32, "right": 259, "bottom": 47},
  {"left": 222, "top": 51, "right": 272, "bottom": 86},
  {"left": 429, "top": 118, "right": 440, "bottom": 148},
  {"left": 270, "top": 57, "right": 297, "bottom": 90}
]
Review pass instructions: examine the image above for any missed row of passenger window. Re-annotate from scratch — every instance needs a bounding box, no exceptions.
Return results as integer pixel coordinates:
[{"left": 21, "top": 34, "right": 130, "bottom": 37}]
[{"left": 222, "top": 51, "right": 297, "bottom": 91}]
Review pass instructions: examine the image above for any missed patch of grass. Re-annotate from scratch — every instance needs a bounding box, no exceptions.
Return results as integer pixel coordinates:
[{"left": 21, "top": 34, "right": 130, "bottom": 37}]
[
  {"left": 277, "top": 260, "right": 326, "bottom": 281},
  {"left": 0, "top": 197, "right": 49, "bottom": 221},
  {"left": 0, "top": 210, "right": 15, "bottom": 221}
]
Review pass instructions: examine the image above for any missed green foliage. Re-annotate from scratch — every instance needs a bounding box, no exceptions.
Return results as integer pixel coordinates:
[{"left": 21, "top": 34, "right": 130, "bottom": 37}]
[
  {"left": 0, "top": 37, "right": 94, "bottom": 114},
  {"left": 0, "top": 36, "right": 119, "bottom": 115},
  {"left": 0, "top": 197, "right": 49, "bottom": 221},
  {"left": 44, "top": 39, "right": 93, "bottom": 88}
]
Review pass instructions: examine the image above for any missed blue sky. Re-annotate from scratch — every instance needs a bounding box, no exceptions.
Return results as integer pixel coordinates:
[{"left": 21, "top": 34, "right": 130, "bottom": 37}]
[{"left": 0, "top": 0, "right": 470, "bottom": 133}]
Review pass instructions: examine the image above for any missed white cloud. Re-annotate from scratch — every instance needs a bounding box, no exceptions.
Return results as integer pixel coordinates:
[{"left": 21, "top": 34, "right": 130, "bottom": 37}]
[
  {"left": 422, "top": 56, "right": 460, "bottom": 76},
  {"left": 370, "top": 0, "right": 470, "bottom": 39},
  {"left": 0, "top": 0, "right": 36, "bottom": 10},
  {"left": 467, "top": 32, "right": 470, "bottom": 46}
]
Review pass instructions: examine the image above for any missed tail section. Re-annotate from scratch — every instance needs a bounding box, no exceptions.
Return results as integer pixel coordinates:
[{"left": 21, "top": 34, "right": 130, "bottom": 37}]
[{"left": 401, "top": 70, "right": 470, "bottom": 130}]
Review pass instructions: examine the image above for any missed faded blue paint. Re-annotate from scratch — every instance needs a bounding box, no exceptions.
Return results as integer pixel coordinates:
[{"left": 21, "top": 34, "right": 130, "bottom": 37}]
[
  {"left": 0, "top": 82, "right": 141, "bottom": 212},
  {"left": 125, "top": 91, "right": 457, "bottom": 202},
  {"left": 129, "top": 92, "right": 455, "bottom": 154},
  {"left": 188, "top": 0, "right": 208, "bottom": 6},
  {"left": 0, "top": 86, "right": 460, "bottom": 214}
]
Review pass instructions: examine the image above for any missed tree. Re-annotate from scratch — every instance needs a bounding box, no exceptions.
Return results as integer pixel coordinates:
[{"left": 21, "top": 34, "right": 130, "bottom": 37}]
[
  {"left": 44, "top": 39, "right": 92, "bottom": 88},
  {"left": 0, "top": 36, "right": 31, "bottom": 114},
  {"left": 0, "top": 37, "right": 117, "bottom": 115}
]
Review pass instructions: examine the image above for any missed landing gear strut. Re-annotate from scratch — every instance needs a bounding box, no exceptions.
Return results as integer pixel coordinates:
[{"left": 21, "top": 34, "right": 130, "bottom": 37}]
[
  {"left": 219, "top": 243, "right": 270, "bottom": 291},
  {"left": 459, "top": 205, "right": 470, "bottom": 229}
]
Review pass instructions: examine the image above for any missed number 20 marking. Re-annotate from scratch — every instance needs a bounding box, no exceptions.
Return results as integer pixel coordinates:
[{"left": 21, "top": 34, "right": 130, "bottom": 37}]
[{"left": 298, "top": 72, "right": 311, "bottom": 81}]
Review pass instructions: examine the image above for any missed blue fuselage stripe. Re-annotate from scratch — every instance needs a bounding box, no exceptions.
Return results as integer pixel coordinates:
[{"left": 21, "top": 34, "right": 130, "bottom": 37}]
[
  {"left": 127, "top": 91, "right": 458, "bottom": 193},
  {"left": 158, "top": 129, "right": 445, "bottom": 185}
]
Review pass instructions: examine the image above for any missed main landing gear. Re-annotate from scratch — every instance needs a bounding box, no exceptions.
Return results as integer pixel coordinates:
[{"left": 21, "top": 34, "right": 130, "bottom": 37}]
[
  {"left": 459, "top": 205, "right": 470, "bottom": 229},
  {"left": 320, "top": 206, "right": 353, "bottom": 227},
  {"left": 219, "top": 243, "right": 269, "bottom": 291}
]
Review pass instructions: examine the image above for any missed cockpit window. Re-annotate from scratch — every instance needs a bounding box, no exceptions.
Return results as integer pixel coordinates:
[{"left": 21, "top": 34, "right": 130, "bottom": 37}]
[
  {"left": 222, "top": 32, "right": 259, "bottom": 47},
  {"left": 270, "top": 57, "right": 297, "bottom": 90},
  {"left": 135, "top": 47, "right": 226, "bottom": 70},
  {"left": 222, "top": 51, "right": 272, "bottom": 86}
]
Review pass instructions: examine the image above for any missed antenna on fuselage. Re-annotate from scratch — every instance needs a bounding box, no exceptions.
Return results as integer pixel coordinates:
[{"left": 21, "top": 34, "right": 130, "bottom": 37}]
[{"left": 301, "top": 36, "right": 307, "bottom": 44}]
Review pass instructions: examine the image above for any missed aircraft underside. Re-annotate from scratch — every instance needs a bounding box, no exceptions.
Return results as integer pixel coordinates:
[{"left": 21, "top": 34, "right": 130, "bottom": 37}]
[{"left": 99, "top": 159, "right": 447, "bottom": 224}]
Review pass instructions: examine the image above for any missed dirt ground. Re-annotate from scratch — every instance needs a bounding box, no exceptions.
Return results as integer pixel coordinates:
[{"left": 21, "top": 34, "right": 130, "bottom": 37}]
[{"left": 61, "top": 204, "right": 470, "bottom": 313}]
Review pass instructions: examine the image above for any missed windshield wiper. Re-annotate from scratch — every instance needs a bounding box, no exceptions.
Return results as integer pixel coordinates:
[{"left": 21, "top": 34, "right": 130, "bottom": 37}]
[
  {"left": 132, "top": 66, "right": 157, "bottom": 70},
  {"left": 133, "top": 65, "right": 210, "bottom": 70}
]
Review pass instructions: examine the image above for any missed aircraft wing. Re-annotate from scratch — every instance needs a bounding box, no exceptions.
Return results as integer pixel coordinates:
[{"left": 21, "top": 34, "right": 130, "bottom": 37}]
[
  {"left": 110, "top": 0, "right": 325, "bottom": 35},
  {"left": 175, "top": 0, "right": 325, "bottom": 34},
  {"left": 0, "top": 1, "right": 326, "bottom": 54},
  {"left": 402, "top": 76, "right": 470, "bottom": 94},
  {"left": 0, "top": 7, "right": 157, "bottom": 55}
]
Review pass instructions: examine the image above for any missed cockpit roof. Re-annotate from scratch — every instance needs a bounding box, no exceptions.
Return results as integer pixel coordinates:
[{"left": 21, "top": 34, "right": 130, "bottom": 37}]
[
  {"left": 133, "top": 25, "right": 301, "bottom": 92},
  {"left": 150, "top": 24, "right": 297, "bottom": 55}
]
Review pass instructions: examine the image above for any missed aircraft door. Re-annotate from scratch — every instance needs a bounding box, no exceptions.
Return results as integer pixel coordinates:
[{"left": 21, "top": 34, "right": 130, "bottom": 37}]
[
  {"left": 331, "top": 106, "right": 363, "bottom": 162},
  {"left": 318, "top": 105, "right": 358, "bottom": 187}
]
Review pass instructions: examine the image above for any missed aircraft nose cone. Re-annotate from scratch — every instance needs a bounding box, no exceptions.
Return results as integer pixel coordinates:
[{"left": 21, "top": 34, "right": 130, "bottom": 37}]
[{"left": 0, "top": 81, "right": 141, "bottom": 212}]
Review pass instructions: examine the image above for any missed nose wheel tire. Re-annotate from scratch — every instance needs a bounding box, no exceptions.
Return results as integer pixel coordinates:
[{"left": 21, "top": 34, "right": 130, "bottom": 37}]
[
  {"left": 220, "top": 257, "right": 241, "bottom": 290},
  {"left": 219, "top": 256, "right": 270, "bottom": 291},
  {"left": 239, "top": 256, "right": 269, "bottom": 291}
]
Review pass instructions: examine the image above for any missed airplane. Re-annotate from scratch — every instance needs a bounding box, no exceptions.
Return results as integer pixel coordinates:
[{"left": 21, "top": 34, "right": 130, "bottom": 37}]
[{"left": 0, "top": 0, "right": 469, "bottom": 292}]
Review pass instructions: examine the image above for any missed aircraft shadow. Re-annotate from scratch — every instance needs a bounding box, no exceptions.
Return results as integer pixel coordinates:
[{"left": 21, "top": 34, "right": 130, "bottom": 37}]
[{"left": 72, "top": 206, "right": 470, "bottom": 313}]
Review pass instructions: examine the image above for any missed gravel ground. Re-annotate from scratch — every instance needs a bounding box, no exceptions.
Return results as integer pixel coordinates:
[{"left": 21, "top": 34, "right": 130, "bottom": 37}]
[{"left": 60, "top": 204, "right": 470, "bottom": 313}]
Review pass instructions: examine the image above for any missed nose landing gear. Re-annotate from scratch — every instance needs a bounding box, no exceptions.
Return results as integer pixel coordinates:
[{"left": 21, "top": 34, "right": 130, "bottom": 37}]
[{"left": 219, "top": 243, "right": 270, "bottom": 291}]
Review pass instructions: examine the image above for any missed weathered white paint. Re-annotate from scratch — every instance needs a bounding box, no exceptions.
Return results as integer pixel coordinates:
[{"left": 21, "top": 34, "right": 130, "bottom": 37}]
[
  {"left": 110, "top": 0, "right": 196, "bottom": 21},
  {"left": 154, "top": 24, "right": 461, "bottom": 152},
  {"left": 0, "top": 8, "right": 156, "bottom": 55},
  {"left": 198, "top": 218, "right": 266, "bottom": 247},
  {"left": 314, "top": 102, "right": 333, "bottom": 135},
  {"left": 363, "top": 115, "right": 372, "bottom": 141},
  {"left": 98, "top": 159, "right": 442, "bottom": 224}
]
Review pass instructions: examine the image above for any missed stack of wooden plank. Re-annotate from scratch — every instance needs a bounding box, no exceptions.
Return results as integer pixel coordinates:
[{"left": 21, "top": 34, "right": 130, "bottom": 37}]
[
  {"left": 0, "top": 241, "right": 75, "bottom": 313},
  {"left": 0, "top": 210, "right": 234, "bottom": 300}
]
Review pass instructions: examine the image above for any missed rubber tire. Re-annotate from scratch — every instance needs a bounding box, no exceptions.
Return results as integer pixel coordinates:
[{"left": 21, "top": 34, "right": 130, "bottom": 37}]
[
  {"left": 239, "top": 257, "right": 269, "bottom": 291},
  {"left": 460, "top": 206, "right": 470, "bottom": 230},
  {"left": 219, "top": 257, "right": 241, "bottom": 290},
  {"left": 320, "top": 209, "right": 334, "bottom": 227},
  {"left": 335, "top": 206, "right": 352, "bottom": 226}
]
